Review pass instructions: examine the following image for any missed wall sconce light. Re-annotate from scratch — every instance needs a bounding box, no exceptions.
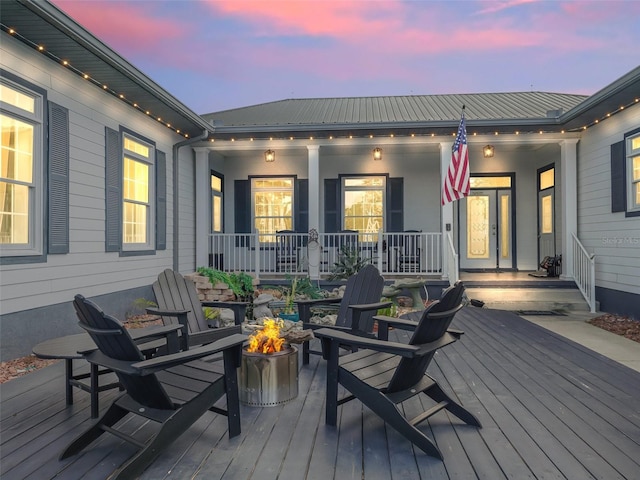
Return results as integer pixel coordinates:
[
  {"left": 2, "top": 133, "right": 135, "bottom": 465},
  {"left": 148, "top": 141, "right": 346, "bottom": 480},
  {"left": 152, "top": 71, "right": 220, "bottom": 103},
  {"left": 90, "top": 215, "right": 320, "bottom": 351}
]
[
  {"left": 483, "top": 145, "right": 495, "bottom": 158},
  {"left": 264, "top": 149, "right": 275, "bottom": 162},
  {"left": 373, "top": 147, "right": 383, "bottom": 161}
]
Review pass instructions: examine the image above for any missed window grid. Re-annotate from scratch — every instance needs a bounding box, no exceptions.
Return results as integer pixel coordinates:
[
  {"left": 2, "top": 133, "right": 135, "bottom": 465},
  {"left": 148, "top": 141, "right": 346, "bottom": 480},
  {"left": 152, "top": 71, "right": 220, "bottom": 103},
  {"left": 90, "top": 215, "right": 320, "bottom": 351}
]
[
  {"left": 0, "top": 80, "right": 42, "bottom": 254},
  {"left": 343, "top": 176, "right": 385, "bottom": 239},
  {"left": 628, "top": 133, "right": 640, "bottom": 211},
  {"left": 252, "top": 178, "right": 294, "bottom": 242},
  {"left": 122, "top": 135, "right": 153, "bottom": 248}
]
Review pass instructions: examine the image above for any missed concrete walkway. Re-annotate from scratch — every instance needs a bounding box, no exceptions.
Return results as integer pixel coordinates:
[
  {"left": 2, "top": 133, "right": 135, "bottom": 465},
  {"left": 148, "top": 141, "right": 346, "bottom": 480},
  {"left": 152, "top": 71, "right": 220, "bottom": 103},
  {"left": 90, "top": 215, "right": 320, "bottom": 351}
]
[{"left": 520, "top": 311, "right": 640, "bottom": 373}]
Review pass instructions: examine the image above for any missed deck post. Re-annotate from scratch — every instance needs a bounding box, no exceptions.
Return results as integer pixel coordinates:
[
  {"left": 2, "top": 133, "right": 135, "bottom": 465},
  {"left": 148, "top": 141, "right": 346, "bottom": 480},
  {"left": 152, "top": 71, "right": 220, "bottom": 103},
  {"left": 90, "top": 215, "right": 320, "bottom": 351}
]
[{"left": 440, "top": 142, "right": 453, "bottom": 280}]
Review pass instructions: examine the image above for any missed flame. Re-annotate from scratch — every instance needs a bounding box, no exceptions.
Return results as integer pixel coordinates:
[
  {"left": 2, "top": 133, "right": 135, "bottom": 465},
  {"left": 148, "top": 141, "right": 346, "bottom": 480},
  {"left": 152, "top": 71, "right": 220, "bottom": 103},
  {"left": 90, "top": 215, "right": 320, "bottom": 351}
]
[{"left": 247, "top": 318, "right": 286, "bottom": 354}]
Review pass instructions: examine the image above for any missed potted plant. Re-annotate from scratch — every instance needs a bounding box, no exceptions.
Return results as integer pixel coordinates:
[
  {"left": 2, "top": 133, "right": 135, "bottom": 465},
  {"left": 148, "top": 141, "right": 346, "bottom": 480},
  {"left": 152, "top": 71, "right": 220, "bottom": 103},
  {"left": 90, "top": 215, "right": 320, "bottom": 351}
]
[{"left": 279, "top": 277, "right": 299, "bottom": 322}]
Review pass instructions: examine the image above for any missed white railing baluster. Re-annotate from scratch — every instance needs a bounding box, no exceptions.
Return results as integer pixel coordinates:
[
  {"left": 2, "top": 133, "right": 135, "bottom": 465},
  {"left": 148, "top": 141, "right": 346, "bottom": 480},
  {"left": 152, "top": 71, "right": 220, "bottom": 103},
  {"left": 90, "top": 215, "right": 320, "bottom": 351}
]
[{"left": 571, "top": 233, "right": 596, "bottom": 313}]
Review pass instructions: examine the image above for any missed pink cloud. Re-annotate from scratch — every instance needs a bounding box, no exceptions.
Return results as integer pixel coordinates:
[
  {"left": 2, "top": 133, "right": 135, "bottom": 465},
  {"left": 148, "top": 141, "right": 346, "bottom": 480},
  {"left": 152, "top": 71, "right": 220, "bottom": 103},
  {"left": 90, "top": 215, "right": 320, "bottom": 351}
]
[{"left": 52, "top": 0, "right": 187, "bottom": 55}]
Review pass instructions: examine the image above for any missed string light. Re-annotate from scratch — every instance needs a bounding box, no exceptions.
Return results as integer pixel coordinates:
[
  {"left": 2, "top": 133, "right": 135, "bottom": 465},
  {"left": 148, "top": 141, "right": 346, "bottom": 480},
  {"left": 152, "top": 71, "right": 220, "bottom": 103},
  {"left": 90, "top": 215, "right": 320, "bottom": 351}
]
[{"left": 1, "top": 23, "right": 192, "bottom": 138}]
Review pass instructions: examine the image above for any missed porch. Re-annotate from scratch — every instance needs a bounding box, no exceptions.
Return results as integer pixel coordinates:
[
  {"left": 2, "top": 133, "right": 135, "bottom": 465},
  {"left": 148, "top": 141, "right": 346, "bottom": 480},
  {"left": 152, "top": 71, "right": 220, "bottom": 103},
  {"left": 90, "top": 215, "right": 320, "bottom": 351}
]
[{"left": 2, "top": 307, "right": 639, "bottom": 479}]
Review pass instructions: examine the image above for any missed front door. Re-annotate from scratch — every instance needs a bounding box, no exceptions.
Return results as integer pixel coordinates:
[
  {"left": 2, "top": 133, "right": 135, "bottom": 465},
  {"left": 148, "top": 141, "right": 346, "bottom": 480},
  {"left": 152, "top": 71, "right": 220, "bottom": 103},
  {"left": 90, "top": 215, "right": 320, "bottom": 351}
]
[
  {"left": 537, "top": 165, "right": 556, "bottom": 263},
  {"left": 460, "top": 183, "right": 513, "bottom": 270}
]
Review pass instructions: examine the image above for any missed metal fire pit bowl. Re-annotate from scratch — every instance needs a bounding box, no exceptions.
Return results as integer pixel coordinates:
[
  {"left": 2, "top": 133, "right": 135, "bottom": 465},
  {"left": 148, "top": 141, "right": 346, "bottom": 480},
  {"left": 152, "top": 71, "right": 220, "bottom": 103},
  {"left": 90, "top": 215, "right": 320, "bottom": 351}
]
[{"left": 239, "top": 345, "right": 299, "bottom": 407}]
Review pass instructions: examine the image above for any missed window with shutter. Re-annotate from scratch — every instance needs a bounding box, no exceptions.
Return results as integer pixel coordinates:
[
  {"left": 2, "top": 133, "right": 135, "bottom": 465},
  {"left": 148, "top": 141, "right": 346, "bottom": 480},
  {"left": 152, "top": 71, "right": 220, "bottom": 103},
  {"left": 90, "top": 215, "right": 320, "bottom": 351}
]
[{"left": 0, "top": 77, "right": 44, "bottom": 259}]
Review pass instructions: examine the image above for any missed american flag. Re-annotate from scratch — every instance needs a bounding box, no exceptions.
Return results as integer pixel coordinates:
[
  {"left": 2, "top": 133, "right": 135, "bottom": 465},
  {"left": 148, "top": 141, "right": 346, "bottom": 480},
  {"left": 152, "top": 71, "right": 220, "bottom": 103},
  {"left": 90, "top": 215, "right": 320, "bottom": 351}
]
[{"left": 441, "top": 112, "right": 470, "bottom": 205}]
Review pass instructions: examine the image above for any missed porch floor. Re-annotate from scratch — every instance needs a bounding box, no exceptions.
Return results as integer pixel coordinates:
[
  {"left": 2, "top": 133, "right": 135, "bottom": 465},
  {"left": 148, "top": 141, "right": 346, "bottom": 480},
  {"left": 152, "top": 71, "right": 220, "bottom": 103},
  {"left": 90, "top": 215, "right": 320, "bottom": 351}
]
[{"left": 2, "top": 307, "right": 639, "bottom": 479}]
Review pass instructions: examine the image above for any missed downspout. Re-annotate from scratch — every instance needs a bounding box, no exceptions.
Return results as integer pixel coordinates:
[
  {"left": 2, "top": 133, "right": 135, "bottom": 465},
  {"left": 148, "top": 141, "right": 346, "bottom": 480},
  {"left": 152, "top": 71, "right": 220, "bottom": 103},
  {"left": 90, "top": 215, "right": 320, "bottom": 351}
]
[{"left": 172, "top": 130, "right": 210, "bottom": 271}]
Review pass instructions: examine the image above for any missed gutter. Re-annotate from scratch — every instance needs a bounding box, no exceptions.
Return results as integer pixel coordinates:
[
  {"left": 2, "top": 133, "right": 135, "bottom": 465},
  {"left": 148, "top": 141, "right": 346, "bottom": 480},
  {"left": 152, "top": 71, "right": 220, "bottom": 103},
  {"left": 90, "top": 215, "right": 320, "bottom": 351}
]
[{"left": 172, "top": 130, "right": 210, "bottom": 271}]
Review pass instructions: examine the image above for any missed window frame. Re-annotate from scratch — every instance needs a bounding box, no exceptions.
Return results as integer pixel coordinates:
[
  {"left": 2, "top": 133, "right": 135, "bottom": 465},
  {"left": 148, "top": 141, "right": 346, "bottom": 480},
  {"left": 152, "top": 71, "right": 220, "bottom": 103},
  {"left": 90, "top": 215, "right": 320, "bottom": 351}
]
[
  {"left": 0, "top": 77, "right": 44, "bottom": 258},
  {"left": 341, "top": 174, "right": 386, "bottom": 235},
  {"left": 251, "top": 176, "right": 295, "bottom": 242},
  {"left": 626, "top": 130, "right": 640, "bottom": 214},
  {"left": 121, "top": 132, "right": 155, "bottom": 252},
  {"left": 211, "top": 170, "right": 224, "bottom": 233}
]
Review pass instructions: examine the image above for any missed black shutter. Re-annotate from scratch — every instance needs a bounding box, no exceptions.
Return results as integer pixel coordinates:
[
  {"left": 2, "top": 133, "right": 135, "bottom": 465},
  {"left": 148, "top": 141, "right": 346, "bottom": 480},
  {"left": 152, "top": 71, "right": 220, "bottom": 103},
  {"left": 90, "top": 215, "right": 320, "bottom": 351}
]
[
  {"left": 611, "top": 141, "right": 626, "bottom": 213},
  {"left": 387, "top": 177, "right": 404, "bottom": 232},
  {"left": 234, "top": 179, "right": 251, "bottom": 233},
  {"left": 324, "top": 178, "right": 339, "bottom": 233},
  {"left": 48, "top": 102, "right": 69, "bottom": 254},
  {"left": 105, "top": 127, "right": 122, "bottom": 252},
  {"left": 295, "top": 178, "right": 308, "bottom": 233},
  {"left": 156, "top": 150, "right": 166, "bottom": 250}
]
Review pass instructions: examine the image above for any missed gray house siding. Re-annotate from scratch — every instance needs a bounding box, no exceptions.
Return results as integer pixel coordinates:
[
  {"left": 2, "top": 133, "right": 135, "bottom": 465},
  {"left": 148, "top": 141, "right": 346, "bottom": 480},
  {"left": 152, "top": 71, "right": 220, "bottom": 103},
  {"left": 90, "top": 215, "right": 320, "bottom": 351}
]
[
  {"left": 578, "top": 104, "right": 640, "bottom": 316},
  {"left": 0, "top": 33, "right": 191, "bottom": 360}
]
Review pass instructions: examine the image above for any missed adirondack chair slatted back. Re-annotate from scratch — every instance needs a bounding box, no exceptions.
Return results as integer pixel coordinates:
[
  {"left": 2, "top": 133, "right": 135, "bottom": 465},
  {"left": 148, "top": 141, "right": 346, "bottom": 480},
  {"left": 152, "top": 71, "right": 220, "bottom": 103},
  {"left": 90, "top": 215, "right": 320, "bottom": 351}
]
[
  {"left": 153, "top": 269, "right": 209, "bottom": 334},
  {"left": 335, "top": 264, "right": 385, "bottom": 332},
  {"left": 387, "top": 282, "right": 465, "bottom": 393},
  {"left": 73, "top": 295, "right": 174, "bottom": 410}
]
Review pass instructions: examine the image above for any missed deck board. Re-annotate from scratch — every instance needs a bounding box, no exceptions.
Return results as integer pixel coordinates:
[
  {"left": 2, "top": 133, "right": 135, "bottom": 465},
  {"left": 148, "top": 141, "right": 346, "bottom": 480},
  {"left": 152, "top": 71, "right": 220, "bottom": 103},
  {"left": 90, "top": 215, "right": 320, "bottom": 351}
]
[{"left": 1, "top": 307, "right": 639, "bottom": 480}]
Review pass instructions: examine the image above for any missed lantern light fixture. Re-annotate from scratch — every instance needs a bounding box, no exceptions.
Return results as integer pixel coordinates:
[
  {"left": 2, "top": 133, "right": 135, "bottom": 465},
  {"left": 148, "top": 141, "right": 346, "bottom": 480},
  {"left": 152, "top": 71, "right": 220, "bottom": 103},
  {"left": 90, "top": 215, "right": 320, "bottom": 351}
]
[
  {"left": 264, "top": 149, "right": 275, "bottom": 162},
  {"left": 373, "top": 147, "right": 383, "bottom": 161},
  {"left": 483, "top": 145, "right": 495, "bottom": 158}
]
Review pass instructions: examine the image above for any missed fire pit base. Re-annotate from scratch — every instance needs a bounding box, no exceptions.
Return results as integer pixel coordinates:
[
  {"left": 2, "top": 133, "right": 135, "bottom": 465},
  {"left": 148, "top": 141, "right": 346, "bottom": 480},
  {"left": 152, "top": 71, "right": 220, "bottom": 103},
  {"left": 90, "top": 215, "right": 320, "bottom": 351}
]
[{"left": 240, "top": 345, "right": 298, "bottom": 407}]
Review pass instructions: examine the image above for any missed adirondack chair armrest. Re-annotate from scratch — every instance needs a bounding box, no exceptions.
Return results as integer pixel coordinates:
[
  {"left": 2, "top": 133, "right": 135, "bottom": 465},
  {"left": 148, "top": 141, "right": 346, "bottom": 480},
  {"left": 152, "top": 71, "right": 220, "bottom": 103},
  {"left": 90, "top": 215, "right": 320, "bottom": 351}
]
[
  {"left": 295, "top": 297, "right": 342, "bottom": 322},
  {"left": 315, "top": 327, "right": 419, "bottom": 359},
  {"left": 146, "top": 307, "right": 190, "bottom": 317},
  {"left": 447, "top": 328, "right": 464, "bottom": 338},
  {"left": 129, "top": 323, "right": 184, "bottom": 341},
  {"left": 349, "top": 301, "right": 392, "bottom": 331},
  {"left": 373, "top": 314, "right": 419, "bottom": 340},
  {"left": 201, "top": 301, "right": 248, "bottom": 326},
  {"left": 186, "top": 324, "right": 243, "bottom": 347},
  {"left": 413, "top": 332, "right": 459, "bottom": 356},
  {"left": 131, "top": 333, "right": 248, "bottom": 375},
  {"left": 130, "top": 323, "right": 185, "bottom": 354}
]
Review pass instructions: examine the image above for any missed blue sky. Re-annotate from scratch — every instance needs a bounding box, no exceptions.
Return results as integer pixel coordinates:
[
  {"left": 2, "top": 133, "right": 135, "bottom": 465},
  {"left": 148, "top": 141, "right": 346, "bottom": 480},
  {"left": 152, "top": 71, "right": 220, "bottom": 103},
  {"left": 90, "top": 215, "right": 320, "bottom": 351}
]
[{"left": 52, "top": 0, "right": 640, "bottom": 114}]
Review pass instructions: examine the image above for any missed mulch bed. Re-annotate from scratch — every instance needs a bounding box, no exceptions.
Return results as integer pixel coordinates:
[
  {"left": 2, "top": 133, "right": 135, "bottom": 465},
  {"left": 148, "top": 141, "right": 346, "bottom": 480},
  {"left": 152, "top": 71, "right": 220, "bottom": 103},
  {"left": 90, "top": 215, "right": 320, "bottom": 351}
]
[{"left": 587, "top": 313, "right": 640, "bottom": 343}]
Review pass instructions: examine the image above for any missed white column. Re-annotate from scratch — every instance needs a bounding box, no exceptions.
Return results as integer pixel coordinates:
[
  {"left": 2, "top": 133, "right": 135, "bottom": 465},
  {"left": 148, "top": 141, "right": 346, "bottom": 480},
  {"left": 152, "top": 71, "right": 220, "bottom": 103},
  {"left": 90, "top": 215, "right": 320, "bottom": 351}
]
[
  {"left": 307, "top": 145, "right": 320, "bottom": 231},
  {"left": 559, "top": 139, "right": 579, "bottom": 280},
  {"left": 307, "top": 145, "right": 321, "bottom": 279},
  {"left": 193, "top": 147, "right": 210, "bottom": 269},
  {"left": 440, "top": 142, "right": 453, "bottom": 280}
]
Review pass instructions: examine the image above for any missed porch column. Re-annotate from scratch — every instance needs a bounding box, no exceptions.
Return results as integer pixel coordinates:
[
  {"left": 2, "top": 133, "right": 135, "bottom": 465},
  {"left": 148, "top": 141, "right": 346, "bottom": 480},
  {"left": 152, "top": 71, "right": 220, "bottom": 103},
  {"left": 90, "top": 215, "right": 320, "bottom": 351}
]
[
  {"left": 307, "top": 145, "right": 321, "bottom": 279},
  {"left": 193, "top": 147, "right": 210, "bottom": 269},
  {"left": 440, "top": 142, "right": 453, "bottom": 280},
  {"left": 559, "top": 139, "right": 579, "bottom": 280}
]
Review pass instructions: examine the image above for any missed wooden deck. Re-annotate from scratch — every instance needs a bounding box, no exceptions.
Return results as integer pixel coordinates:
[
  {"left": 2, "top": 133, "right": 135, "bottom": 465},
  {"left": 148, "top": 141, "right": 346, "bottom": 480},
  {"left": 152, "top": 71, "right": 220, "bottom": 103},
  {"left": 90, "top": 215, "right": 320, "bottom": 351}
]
[{"left": 2, "top": 307, "right": 639, "bottom": 479}]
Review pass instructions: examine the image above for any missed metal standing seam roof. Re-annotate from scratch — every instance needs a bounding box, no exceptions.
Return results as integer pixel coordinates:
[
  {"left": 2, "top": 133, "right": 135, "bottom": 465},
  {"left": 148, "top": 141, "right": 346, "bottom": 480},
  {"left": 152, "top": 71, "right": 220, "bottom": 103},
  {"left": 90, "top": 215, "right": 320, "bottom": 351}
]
[{"left": 202, "top": 92, "right": 588, "bottom": 128}]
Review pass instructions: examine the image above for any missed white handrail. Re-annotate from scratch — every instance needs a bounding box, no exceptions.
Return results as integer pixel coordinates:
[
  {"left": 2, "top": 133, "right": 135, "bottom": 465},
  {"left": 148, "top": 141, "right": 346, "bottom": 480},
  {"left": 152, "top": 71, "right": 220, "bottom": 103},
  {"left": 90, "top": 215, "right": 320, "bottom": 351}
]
[
  {"left": 571, "top": 233, "right": 596, "bottom": 313},
  {"left": 445, "top": 232, "right": 459, "bottom": 285}
]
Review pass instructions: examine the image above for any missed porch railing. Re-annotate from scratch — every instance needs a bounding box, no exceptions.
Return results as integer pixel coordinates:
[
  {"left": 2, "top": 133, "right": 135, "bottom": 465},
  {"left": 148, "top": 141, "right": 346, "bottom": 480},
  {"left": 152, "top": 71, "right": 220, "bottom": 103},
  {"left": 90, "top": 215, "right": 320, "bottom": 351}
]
[
  {"left": 572, "top": 233, "right": 596, "bottom": 313},
  {"left": 444, "top": 231, "right": 459, "bottom": 285},
  {"left": 208, "top": 231, "right": 443, "bottom": 279}
]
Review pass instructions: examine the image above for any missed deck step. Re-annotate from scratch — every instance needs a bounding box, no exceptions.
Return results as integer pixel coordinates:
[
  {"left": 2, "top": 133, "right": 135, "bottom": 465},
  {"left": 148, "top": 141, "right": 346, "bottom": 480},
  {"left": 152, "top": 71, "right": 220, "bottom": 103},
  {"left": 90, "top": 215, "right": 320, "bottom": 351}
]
[{"left": 464, "top": 287, "right": 591, "bottom": 312}]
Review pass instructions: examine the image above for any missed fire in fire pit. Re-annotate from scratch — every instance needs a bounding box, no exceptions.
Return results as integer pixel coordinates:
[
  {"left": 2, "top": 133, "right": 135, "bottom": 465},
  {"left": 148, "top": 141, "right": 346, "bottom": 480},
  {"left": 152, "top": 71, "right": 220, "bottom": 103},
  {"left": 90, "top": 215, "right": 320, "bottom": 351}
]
[
  {"left": 247, "top": 318, "right": 286, "bottom": 354},
  {"left": 240, "top": 319, "right": 299, "bottom": 407}
]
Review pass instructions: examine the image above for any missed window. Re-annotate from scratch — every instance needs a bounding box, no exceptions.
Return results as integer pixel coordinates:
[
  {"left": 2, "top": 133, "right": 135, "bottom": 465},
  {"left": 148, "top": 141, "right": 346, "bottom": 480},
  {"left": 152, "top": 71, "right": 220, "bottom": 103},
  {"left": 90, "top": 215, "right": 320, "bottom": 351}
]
[
  {"left": 211, "top": 172, "right": 223, "bottom": 232},
  {"left": 252, "top": 177, "right": 293, "bottom": 242},
  {"left": 0, "top": 80, "right": 43, "bottom": 256},
  {"left": 343, "top": 176, "right": 385, "bottom": 236},
  {"left": 122, "top": 134, "right": 154, "bottom": 250},
  {"left": 627, "top": 132, "right": 640, "bottom": 212}
]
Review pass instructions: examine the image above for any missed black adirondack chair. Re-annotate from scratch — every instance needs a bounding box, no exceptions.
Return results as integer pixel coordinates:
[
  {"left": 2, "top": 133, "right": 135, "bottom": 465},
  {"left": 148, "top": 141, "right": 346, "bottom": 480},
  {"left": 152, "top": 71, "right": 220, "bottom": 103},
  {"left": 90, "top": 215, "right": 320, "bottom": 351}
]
[
  {"left": 149, "top": 269, "right": 247, "bottom": 350},
  {"left": 314, "top": 282, "right": 481, "bottom": 459},
  {"left": 61, "top": 295, "right": 247, "bottom": 480},
  {"left": 296, "top": 264, "right": 391, "bottom": 364},
  {"left": 396, "top": 230, "right": 422, "bottom": 272},
  {"left": 275, "top": 230, "right": 299, "bottom": 273}
]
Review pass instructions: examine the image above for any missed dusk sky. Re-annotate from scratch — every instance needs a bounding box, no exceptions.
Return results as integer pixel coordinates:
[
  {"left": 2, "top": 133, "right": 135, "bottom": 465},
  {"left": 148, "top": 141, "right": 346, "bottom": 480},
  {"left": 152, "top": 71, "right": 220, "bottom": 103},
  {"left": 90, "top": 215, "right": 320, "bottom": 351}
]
[{"left": 51, "top": 0, "right": 640, "bottom": 115}]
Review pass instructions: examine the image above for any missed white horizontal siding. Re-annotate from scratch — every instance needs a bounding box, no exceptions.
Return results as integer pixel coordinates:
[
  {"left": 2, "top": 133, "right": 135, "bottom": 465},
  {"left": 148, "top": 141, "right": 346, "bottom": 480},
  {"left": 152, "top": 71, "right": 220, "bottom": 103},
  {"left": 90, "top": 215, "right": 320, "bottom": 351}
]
[
  {"left": 0, "top": 35, "right": 185, "bottom": 315},
  {"left": 577, "top": 103, "right": 640, "bottom": 295}
]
